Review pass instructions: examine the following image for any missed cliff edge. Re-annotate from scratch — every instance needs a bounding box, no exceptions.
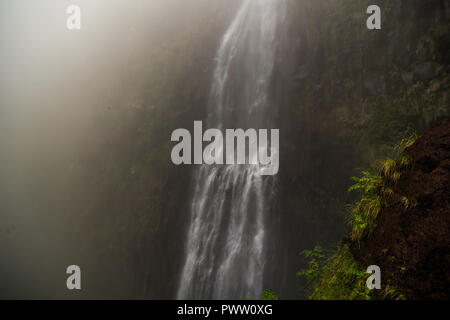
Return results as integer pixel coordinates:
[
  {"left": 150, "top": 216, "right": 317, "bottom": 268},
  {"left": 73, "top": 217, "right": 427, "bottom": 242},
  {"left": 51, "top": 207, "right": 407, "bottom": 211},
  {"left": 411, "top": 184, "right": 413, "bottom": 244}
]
[{"left": 352, "top": 119, "right": 450, "bottom": 299}]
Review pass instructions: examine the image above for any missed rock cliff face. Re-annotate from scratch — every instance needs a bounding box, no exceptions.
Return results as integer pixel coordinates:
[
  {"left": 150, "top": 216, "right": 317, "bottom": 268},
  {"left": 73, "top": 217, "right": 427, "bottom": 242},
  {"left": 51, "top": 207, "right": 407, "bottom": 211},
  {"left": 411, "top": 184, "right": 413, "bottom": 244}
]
[
  {"left": 76, "top": 0, "right": 448, "bottom": 299},
  {"left": 352, "top": 119, "right": 450, "bottom": 300},
  {"left": 70, "top": 1, "right": 449, "bottom": 299},
  {"left": 267, "top": 0, "right": 450, "bottom": 298}
]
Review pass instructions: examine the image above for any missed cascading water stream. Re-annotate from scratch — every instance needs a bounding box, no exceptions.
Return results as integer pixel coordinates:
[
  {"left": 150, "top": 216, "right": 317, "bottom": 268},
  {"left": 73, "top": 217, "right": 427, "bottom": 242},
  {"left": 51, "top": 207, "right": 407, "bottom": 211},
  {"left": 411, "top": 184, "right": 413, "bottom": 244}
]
[{"left": 177, "top": 0, "right": 285, "bottom": 299}]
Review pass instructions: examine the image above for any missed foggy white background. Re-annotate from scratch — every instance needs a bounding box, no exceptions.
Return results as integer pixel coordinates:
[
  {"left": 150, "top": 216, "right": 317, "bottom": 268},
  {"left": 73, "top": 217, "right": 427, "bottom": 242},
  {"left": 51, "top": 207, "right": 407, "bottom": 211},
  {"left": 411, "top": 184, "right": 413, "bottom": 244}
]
[{"left": 0, "top": 0, "right": 229, "bottom": 298}]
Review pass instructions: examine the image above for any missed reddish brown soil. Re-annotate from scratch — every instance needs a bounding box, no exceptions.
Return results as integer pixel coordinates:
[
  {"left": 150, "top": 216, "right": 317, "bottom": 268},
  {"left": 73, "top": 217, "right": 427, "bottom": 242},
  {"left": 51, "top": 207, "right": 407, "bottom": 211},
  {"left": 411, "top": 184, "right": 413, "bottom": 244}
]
[{"left": 352, "top": 119, "right": 450, "bottom": 300}]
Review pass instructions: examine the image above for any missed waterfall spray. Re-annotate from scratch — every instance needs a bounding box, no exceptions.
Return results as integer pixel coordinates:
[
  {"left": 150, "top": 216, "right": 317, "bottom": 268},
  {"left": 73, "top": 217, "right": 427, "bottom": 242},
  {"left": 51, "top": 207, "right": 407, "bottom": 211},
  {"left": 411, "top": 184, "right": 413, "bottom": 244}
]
[{"left": 177, "top": 0, "right": 285, "bottom": 299}]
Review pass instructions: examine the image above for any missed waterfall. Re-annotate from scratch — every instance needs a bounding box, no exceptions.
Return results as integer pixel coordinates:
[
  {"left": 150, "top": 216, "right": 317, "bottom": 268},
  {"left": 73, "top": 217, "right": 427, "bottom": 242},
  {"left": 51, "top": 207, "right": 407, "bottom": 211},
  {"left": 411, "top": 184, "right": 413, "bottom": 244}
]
[{"left": 177, "top": 0, "right": 285, "bottom": 299}]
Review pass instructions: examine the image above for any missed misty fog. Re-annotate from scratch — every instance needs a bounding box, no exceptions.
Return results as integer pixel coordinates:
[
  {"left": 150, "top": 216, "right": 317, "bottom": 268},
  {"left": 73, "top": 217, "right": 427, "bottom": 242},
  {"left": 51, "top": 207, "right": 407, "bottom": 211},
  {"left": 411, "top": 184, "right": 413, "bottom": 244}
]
[{"left": 0, "top": 0, "right": 240, "bottom": 298}]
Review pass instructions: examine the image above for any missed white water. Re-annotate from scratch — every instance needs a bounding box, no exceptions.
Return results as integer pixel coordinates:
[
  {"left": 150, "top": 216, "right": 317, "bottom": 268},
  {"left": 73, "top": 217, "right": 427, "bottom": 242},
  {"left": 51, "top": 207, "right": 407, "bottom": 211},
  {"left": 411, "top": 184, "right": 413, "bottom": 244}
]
[{"left": 177, "top": 0, "right": 285, "bottom": 299}]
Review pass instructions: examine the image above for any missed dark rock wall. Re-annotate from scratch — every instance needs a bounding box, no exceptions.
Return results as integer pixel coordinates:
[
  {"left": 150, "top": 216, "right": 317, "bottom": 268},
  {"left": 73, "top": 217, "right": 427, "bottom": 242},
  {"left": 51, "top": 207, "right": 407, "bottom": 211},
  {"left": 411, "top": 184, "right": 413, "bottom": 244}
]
[
  {"left": 353, "top": 119, "right": 450, "bottom": 299},
  {"left": 264, "top": 0, "right": 450, "bottom": 298}
]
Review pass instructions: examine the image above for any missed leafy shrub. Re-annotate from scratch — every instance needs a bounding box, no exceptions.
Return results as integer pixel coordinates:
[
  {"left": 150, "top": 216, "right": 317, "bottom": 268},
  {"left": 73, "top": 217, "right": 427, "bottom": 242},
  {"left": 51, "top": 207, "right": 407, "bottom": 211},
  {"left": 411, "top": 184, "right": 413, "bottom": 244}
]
[
  {"left": 347, "top": 133, "right": 416, "bottom": 243},
  {"left": 298, "top": 244, "right": 372, "bottom": 300},
  {"left": 261, "top": 289, "right": 280, "bottom": 300}
]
